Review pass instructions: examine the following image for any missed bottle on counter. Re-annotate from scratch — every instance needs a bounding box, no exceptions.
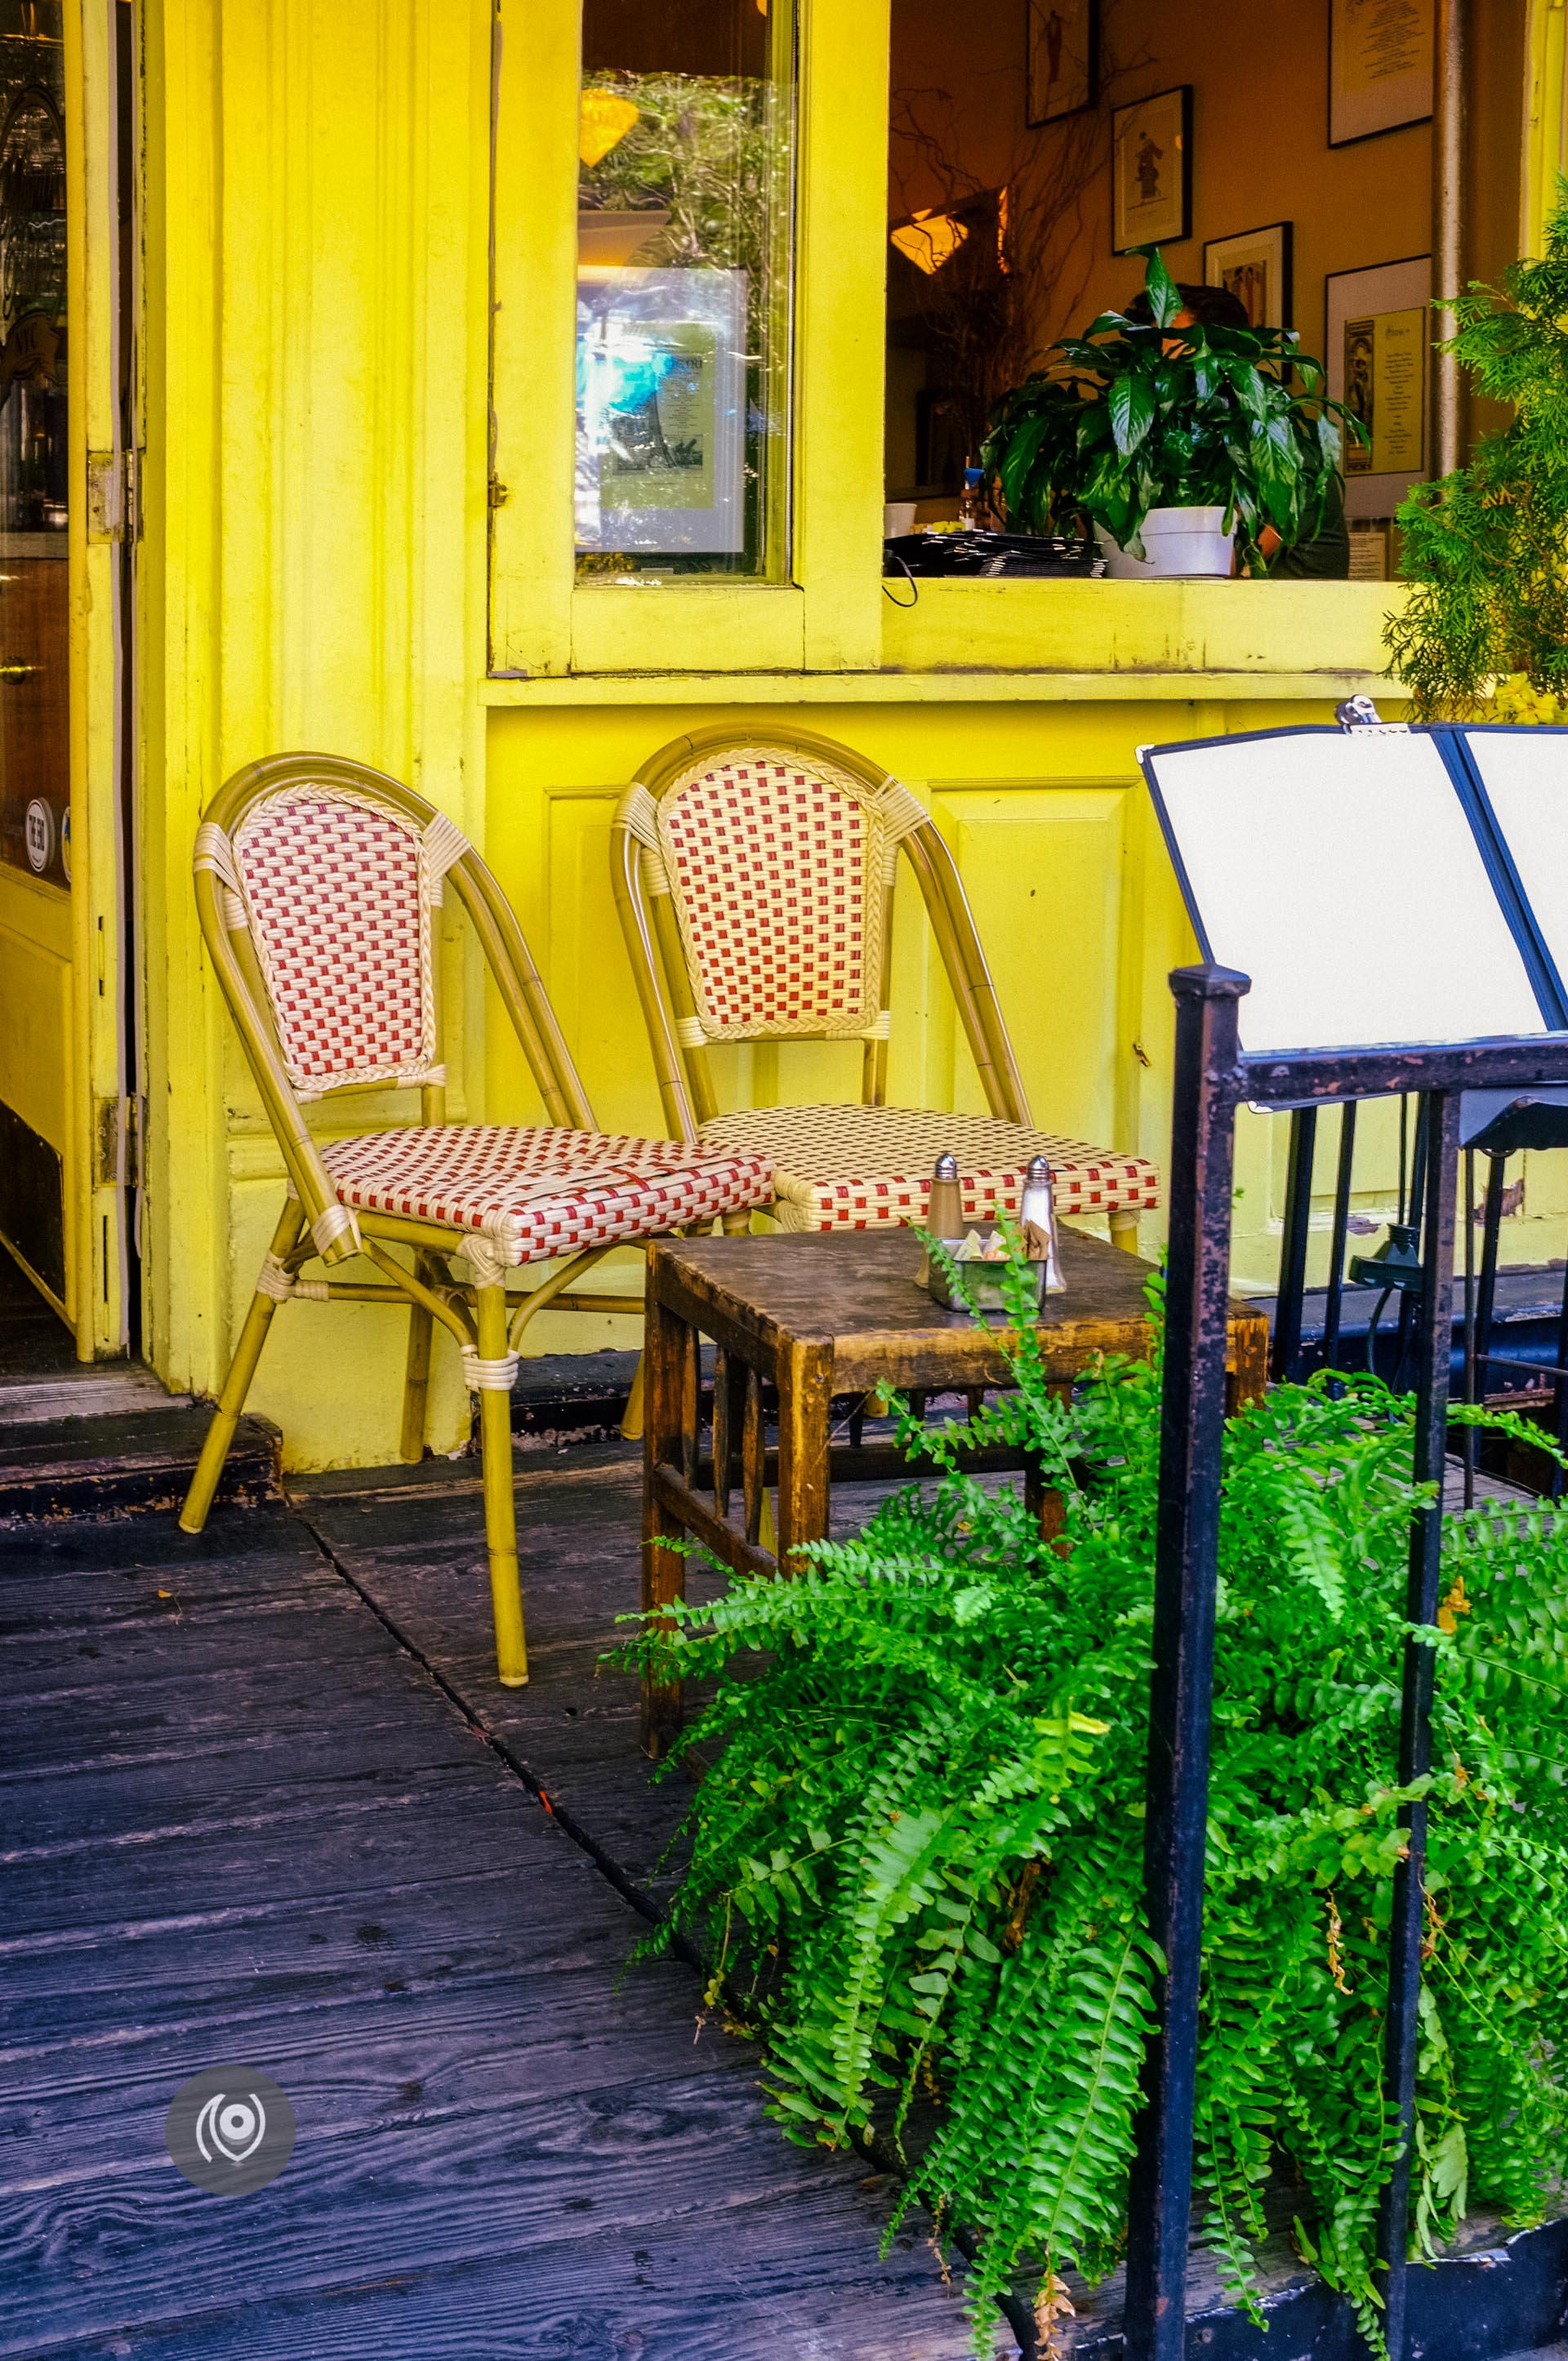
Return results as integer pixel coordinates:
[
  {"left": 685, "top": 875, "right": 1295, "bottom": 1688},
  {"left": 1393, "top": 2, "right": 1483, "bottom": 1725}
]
[{"left": 958, "top": 466, "right": 986, "bottom": 530}]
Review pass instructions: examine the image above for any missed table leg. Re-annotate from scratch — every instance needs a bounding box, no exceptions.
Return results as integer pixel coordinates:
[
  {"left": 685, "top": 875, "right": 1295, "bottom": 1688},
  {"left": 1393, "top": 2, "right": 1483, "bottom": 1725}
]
[
  {"left": 776, "top": 1338, "right": 835, "bottom": 1574},
  {"left": 642, "top": 1287, "right": 689, "bottom": 1761},
  {"left": 1025, "top": 1380, "right": 1071, "bottom": 1546},
  {"left": 1227, "top": 1314, "right": 1269, "bottom": 1410}
]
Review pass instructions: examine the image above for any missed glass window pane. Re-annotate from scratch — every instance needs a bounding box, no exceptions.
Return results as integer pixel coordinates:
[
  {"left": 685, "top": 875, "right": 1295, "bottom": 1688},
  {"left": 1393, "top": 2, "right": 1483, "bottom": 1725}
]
[
  {"left": 0, "top": 0, "right": 68, "bottom": 889},
  {"left": 576, "top": 0, "right": 795, "bottom": 581}
]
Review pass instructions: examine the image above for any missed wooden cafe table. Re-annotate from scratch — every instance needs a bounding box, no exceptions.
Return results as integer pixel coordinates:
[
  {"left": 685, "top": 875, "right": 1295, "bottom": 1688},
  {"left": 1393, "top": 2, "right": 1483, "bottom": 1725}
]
[{"left": 639, "top": 1225, "right": 1268, "bottom": 1755}]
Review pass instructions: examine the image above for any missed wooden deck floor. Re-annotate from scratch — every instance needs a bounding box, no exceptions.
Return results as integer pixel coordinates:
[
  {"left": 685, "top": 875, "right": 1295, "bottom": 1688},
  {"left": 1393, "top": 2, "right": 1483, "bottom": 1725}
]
[{"left": 0, "top": 1449, "right": 978, "bottom": 2360}]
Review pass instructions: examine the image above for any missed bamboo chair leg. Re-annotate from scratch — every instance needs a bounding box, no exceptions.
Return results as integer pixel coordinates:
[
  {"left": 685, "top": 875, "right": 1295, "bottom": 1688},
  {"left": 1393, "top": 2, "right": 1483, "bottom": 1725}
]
[
  {"left": 1109, "top": 1211, "right": 1140, "bottom": 1254},
  {"left": 400, "top": 1265, "right": 434, "bottom": 1465},
  {"left": 179, "top": 1203, "right": 305, "bottom": 1534},
  {"left": 620, "top": 1352, "right": 646, "bottom": 1441},
  {"left": 474, "top": 1281, "right": 528, "bottom": 1688}
]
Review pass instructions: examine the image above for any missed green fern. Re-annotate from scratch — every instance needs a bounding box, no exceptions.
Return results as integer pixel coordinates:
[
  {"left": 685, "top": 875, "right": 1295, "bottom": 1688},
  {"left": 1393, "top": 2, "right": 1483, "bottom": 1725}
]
[{"left": 620, "top": 1263, "right": 1568, "bottom": 2353}]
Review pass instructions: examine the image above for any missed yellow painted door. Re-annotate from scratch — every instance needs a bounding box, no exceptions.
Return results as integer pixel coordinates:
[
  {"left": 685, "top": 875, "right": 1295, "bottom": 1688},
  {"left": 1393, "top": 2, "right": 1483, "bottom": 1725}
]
[{"left": 0, "top": 0, "right": 131, "bottom": 1359}]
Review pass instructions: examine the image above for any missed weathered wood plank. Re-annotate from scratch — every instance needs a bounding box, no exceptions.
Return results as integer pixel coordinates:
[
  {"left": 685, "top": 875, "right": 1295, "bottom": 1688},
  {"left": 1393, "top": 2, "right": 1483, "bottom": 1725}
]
[
  {"left": 0, "top": 1962, "right": 751, "bottom": 2174},
  {"left": 0, "top": 1652, "right": 444, "bottom": 1774},
  {"left": 0, "top": 1785, "right": 544, "bottom": 1940},
  {"left": 0, "top": 1409, "right": 280, "bottom": 1521},
  {"left": 0, "top": 2067, "right": 939, "bottom": 2353},
  {"left": 0, "top": 1550, "right": 336, "bottom": 1634},
  {"left": 1, "top": 1737, "right": 492, "bottom": 1851},
  {"left": 0, "top": 1870, "right": 622, "bottom": 2042},
  {"left": 0, "top": 1591, "right": 399, "bottom": 1696},
  {"left": 0, "top": 1503, "right": 323, "bottom": 1578},
  {"left": 9, "top": 2172, "right": 968, "bottom": 2361},
  {"left": 2, "top": 2176, "right": 967, "bottom": 2360}
]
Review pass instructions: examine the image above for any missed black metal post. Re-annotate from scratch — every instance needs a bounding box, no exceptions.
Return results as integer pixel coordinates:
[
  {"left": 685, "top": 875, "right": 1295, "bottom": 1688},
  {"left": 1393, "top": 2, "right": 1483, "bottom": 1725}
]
[
  {"left": 1393, "top": 1100, "right": 1431, "bottom": 1389},
  {"left": 1322, "top": 1100, "right": 1358, "bottom": 1374},
  {"left": 1272, "top": 1107, "right": 1317, "bottom": 1383},
  {"left": 1125, "top": 964, "right": 1247, "bottom": 2361},
  {"left": 1374, "top": 1089, "right": 1460, "bottom": 2361},
  {"left": 1461, "top": 1147, "right": 1476, "bottom": 1511},
  {"left": 1551, "top": 1257, "right": 1568, "bottom": 1501},
  {"left": 1472, "top": 1154, "right": 1508, "bottom": 1395}
]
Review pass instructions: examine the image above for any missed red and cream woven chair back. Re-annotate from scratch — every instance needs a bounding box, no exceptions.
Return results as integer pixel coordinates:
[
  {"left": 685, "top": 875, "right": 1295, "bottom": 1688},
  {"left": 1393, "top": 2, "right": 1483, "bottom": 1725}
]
[
  {"left": 618, "top": 740, "right": 926, "bottom": 1055},
  {"left": 612, "top": 724, "right": 1160, "bottom": 1249},
  {"left": 612, "top": 724, "right": 1031, "bottom": 1139},
  {"left": 195, "top": 773, "right": 466, "bottom": 1102}
]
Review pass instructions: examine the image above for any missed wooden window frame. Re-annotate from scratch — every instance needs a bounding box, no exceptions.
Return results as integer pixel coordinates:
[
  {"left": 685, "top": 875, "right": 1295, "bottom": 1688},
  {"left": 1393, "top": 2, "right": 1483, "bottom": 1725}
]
[{"left": 488, "top": 0, "right": 890, "bottom": 679}]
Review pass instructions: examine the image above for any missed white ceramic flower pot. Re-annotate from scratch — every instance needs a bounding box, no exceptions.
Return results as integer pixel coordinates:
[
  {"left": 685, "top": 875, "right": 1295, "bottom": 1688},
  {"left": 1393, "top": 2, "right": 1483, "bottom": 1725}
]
[{"left": 1096, "top": 506, "right": 1235, "bottom": 580}]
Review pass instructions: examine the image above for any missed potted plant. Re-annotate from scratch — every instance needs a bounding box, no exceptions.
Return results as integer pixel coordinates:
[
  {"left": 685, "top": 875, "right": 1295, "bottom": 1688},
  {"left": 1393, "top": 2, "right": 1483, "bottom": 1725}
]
[
  {"left": 624, "top": 1245, "right": 1568, "bottom": 2354},
  {"left": 982, "top": 247, "right": 1360, "bottom": 576}
]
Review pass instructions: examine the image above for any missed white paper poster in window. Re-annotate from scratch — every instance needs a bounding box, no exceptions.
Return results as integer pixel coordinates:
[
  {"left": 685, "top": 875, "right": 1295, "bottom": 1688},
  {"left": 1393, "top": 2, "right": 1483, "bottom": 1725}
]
[{"left": 576, "top": 267, "right": 746, "bottom": 558}]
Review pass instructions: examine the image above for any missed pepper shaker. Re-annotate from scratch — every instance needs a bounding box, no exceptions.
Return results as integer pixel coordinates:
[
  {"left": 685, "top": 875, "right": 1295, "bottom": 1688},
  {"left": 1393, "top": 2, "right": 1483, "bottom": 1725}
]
[
  {"left": 920, "top": 1151, "right": 963, "bottom": 1290},
  {"left": 928, "top": 1150, "right": 962, "bottom": 1240}
]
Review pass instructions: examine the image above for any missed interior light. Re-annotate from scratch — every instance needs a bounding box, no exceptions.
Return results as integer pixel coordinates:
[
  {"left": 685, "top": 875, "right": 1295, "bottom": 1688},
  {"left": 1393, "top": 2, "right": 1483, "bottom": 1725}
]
[
  {"left": 890, "top": 210, "right": 969, "bottom": 275},
  {"left": 580, "top": 90, "right": 639, "bottom": 169}
]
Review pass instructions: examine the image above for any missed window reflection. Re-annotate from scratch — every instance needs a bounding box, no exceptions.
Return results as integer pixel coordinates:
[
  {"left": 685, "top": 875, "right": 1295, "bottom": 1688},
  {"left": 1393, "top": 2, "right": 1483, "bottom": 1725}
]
[{"left": 0, "top": 0, "right": 67, "bottom": 889}]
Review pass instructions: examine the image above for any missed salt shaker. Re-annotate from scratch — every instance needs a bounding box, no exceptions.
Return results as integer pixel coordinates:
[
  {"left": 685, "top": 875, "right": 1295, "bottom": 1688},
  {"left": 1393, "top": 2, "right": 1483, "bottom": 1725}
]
[{"left": 1019, "top": 1153, "right": 1064, "bottom": 1297}]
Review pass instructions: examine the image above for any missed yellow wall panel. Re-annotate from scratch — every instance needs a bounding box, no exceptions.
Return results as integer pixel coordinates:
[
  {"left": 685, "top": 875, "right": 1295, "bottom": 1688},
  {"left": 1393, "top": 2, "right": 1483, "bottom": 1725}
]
[
  {"left": 0, "top": 917, "right": 71, "bottom": 1149},
  {"left": 931, "top": 784, "right": 1129, "bottom": 1146}
]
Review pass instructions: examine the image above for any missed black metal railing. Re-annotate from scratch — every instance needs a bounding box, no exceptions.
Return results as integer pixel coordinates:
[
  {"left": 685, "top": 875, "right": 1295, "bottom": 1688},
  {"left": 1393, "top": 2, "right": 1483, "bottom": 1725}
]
[{"left": 1124, "top": 964, "right": 1568, "bottom": 2361}]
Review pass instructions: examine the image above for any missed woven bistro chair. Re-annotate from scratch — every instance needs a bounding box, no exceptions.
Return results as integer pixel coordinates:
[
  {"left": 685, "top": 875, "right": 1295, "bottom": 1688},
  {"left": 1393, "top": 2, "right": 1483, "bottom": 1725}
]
[
  {"left": 178, "top": 752, "right": 771, "bottom": 1685},
  {"left": 611, "top": 724, "right": 1159, "bottom": 1244}
]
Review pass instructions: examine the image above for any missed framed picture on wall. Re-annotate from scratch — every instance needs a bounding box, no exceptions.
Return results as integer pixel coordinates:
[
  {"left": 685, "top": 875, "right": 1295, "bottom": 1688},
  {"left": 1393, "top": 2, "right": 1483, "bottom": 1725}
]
[
  {"left": 1111, "top": 87, "right": 1191, "bottom": 254},
  {"left": 1203, "top": 222, "right": 1293, "bottom": 331},
  {"left": 1330, "top": 0, "right": 1434, "bottom": 146},
  {"left": 1027, "top": 0, "right": 1096, "bottom": 126},
  {"left": 1325, "top": 253, "right": 1431, "bottom": 518}
]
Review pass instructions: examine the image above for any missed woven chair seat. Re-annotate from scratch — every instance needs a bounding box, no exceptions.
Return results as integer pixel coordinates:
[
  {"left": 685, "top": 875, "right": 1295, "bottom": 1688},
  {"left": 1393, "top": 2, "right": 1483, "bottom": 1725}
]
[
  {"left": 319, "top": 1125, "right": 772, "bottom": 1266},
  {"left": 694, "top": 1103, "right": 1160, "bottom": 1233}
]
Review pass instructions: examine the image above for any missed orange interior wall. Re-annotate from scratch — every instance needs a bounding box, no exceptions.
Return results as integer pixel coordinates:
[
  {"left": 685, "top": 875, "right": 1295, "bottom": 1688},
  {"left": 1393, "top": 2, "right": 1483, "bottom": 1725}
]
[{"left": 889, "top": 0, "right": 1526, "bottom": 390}]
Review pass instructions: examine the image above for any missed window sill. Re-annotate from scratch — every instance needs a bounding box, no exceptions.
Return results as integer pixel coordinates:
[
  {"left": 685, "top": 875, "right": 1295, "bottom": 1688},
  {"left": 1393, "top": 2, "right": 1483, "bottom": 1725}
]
[
  {"left": 483, "top": 578, "right": 1404, "bottom": 706},
  {"left": 879, "top": 575, "right": 1403, "bottom": 678}
]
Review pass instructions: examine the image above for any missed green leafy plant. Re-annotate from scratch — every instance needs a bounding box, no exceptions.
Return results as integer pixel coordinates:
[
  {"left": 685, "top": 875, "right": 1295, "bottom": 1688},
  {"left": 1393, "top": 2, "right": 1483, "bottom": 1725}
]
[
  {"left": 981, "top": 247, "right": 1359, "bottom": 564},
  {"left": 1385, "top": 181, "right": 1568, "bottom": 718},
  {"left": 624, "top": 1254, "right": 1568, "bottom": 2354}
]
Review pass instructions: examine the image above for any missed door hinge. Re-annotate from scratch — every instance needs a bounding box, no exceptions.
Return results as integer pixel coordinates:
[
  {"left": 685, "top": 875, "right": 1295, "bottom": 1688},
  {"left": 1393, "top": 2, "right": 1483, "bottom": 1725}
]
[
  {"left": 87, "top": 447, "right": 142, "bottom": 542},
  {"left": 96, "top": 1094, "right": 144, "bottom": 1189},
  {"left": 95, "top": 1095, "right": 119, "bottom": 1186}
]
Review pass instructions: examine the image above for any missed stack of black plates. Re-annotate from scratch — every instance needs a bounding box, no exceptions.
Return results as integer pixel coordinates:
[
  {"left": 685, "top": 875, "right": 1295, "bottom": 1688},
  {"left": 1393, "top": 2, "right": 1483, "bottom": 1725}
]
[{"left": 883, "top": 530, "right": 1103, "bottom": 580}]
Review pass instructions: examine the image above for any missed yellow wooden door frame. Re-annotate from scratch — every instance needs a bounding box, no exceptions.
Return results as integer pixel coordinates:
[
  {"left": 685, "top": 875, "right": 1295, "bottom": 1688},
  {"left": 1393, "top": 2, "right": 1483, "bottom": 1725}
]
[
  {"left": 1525, "top": 0, "right": 1568, "bottom": 249},
  {"left": 68, "top": 0, "right": 136, "bottom": 1359},
  {"left": 0, "top": 0, "right": 127, "bottom": 1355}
]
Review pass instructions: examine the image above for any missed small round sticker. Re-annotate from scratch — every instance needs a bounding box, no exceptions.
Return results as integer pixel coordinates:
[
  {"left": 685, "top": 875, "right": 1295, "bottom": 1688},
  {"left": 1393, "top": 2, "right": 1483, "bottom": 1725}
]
[
  {"left": 23, "top": 797, "right": 53, "bottom": 874},
  {"left": 59, "top": 805, "right": 70, "bottom": 882},
  {"left": 165, "top": 2066, "right": 296, "bottom": 2196}
]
